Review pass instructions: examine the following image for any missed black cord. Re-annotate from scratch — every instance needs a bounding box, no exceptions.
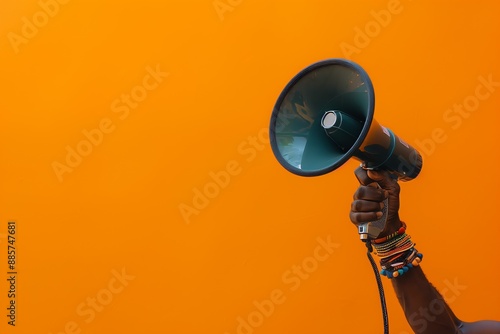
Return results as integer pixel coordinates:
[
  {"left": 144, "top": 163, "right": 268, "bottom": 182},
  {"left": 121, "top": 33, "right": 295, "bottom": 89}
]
[{"left": 365, "top": 241, "right": 389, "bottom": 334}]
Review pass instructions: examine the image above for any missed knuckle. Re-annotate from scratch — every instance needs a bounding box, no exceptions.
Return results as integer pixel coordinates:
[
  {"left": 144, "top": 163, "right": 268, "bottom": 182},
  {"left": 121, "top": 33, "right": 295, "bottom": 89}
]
[
  {"left": 353, "top": 187, "right": 364, "bottom": 200},
  {"left": 357, "top": 186, "right": 368, "bottom": 198},
  {"left": 349, "top": 212, "right": 357, "bottom": 224}
]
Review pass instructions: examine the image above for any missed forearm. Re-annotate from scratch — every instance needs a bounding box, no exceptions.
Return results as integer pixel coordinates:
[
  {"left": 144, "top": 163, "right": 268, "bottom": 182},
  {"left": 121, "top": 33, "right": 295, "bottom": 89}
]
[
  {"left": 391, "top": 265, "right": 461, "bottom": 334},
  {"left": 349, "top": 169, "right": 499, "bottom": 333},
  {"left": 370, "top": 220, "right": 462, "bottom": 333}
]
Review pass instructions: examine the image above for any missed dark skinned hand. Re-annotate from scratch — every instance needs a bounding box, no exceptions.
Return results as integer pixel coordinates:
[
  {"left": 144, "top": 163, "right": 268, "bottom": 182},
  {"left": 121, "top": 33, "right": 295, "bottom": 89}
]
[{"left": 350, "top": 166, "right": 402, "bottom": 238}]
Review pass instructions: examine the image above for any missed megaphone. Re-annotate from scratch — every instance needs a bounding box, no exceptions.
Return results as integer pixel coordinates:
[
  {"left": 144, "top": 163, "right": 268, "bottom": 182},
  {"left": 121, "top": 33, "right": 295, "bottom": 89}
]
[{"left": 269, "top": 58, "right": 422, "bottom": 240}]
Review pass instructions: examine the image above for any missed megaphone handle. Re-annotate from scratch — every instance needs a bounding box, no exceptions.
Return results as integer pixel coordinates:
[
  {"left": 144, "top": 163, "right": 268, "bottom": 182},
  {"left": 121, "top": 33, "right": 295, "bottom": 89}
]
[{"left": 359, "top": 183, "right": 389, "bottom": 240}]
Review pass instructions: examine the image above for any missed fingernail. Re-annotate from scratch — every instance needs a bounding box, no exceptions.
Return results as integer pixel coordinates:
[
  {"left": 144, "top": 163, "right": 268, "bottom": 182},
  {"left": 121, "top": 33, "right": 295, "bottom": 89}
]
[
  {"left": 380, "top": 202, "right": 384, "bottom": 210},
  {"left": 376, "top": 211, "right": 383, "bottom": 218}
]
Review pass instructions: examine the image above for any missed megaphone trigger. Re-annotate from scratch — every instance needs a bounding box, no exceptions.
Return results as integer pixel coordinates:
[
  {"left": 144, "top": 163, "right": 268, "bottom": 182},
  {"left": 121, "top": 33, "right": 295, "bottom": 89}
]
[{"left": 354, "top": 165, "right": 376, "bottom": 186}]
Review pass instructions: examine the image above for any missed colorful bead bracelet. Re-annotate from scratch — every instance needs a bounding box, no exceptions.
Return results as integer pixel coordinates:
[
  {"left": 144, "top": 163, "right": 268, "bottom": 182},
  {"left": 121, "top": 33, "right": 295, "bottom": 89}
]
[
  {"left": 370, "top": 222, "right": 423, "bottom": 279},
  {"left": 380, "top": 252, "right": 423, "bottom": 278}
]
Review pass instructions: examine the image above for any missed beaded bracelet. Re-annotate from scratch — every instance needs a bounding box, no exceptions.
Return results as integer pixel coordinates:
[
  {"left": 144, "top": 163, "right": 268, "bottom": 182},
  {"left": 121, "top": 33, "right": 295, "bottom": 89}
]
[
  {"left": 370, "top": 222, "right": 423, "bottom": 279},
  {"left": 380, "top": 250, "right": 423, "bottom": 278},
  {"left": 373, "top": 234, "right": 412, "bottom": 256}
]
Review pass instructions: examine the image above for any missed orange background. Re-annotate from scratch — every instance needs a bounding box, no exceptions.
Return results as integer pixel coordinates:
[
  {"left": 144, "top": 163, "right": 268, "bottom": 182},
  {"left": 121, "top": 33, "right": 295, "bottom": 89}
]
[{"left": 1, "top": 0, "right": 499, "bottom": 333}]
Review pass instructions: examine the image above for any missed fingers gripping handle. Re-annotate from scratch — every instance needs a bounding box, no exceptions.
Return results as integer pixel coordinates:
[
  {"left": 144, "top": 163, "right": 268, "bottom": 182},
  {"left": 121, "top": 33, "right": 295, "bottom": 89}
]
[
  {"left": 354, "top": 167, "right": 389, "bottom": 240},
  {"left": 359, "top": 194, "right": 388, "bottom": 240}
]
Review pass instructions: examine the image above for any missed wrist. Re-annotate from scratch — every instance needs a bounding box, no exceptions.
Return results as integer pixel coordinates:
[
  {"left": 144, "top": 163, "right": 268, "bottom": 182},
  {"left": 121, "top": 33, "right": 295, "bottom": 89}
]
[
  {"left": 377, "top": 217, "right": 403, "bottom": 239},
  {"left": 373, "top": 221, "right": 406, "bottom": 244}
]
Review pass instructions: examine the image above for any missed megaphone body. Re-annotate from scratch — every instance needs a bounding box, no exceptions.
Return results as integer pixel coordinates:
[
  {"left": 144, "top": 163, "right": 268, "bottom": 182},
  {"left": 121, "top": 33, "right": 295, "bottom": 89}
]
[{"left": 269, "top": 58, "right": 422, "bottom": 240}]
